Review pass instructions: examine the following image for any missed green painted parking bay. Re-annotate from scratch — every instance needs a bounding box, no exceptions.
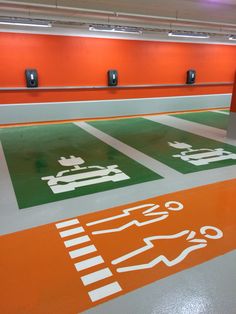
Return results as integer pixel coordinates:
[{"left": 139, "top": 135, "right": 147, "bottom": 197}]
[
  {"left": 89, "top": 117, "right": 236, "bottom": 174},
  {"left": 0, "top": 123, "right": 161, "bottom": 209},
  {"left": 172, "top": 111, "right": 229, "bottom": 130}
]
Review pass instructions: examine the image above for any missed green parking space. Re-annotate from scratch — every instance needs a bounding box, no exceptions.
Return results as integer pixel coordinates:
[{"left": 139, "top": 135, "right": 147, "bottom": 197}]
[
  {"left": 172, "top": 111, "right": 229, "bottom": 130},
  {"left": 0, "top": 123, "right": 161, "bottom": 209},
  {"left": 89, "top": 117, "right": 236, "bottom": 174}
]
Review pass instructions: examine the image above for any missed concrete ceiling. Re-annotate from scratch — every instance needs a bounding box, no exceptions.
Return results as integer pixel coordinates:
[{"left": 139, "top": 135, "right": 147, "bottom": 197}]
[
  {"left": 0, "top": 0, "right": 236, "bottom": 43},
  {"left": 1, "top": 0, "right": 236, "bottom": 24}
]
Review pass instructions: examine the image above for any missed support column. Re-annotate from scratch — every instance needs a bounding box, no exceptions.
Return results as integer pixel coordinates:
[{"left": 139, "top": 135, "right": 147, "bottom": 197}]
[{"left": 227, "top": 72, "right": 236, "bottom": 139}]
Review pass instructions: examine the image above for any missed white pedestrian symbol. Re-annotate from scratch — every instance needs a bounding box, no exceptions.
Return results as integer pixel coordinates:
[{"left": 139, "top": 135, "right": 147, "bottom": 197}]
[
  {"left": 169, "top": 141, "right": 236, "bottom": 166},
  {"left": 112, "top": 226, "right": 223, "bottom": 273},
  {"left": 42, "top": 156, "right": 130, "bottom": 194},
  {"left": 87, "top": 201, "right": 184, "bottom": 235}
]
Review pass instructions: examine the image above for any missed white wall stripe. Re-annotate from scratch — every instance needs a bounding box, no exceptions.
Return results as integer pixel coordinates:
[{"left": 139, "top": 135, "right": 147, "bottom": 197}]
[
  {"left": 64, "top": 235, "right": 91, "bottom": 248},
  {"left": 69, "top": 245, "right": 97, "bottom": 259},
  {"left": 74, "top": 256, "right": 104, "bottom": 272},
  {"left": 88, "top": 282, "right": 122, "bottom": 302},
  {"left": 81, "top": 268, "right": 113, "bottom": 286},
  {"left": 55, "top": 219, "right": 79, "bottom": 229},
  {"left": 59, "top": 226, "right": 84, "bottom": 238}
]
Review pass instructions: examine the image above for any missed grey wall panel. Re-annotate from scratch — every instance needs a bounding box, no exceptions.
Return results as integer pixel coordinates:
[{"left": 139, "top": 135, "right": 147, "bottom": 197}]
[{"left": 0, "top": 93, "right": 231, "bottom": 125}]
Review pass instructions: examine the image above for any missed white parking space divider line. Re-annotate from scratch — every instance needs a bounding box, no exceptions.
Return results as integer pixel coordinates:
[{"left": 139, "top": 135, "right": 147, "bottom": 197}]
[
  {"left": 75, "top": 121, "right": 181, "bottom": 179},
  {"left": 145, "top": 115, "right": 236, "bottom": 147},
  {"left": 212, "top": 110, "right": 229, "bottom": 115}
]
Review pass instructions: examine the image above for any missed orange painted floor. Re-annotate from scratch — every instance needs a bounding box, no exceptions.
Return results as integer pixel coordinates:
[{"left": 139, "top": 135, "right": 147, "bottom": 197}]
[{"left": 0, "top": 179, "right": 236, "bottom": 314}]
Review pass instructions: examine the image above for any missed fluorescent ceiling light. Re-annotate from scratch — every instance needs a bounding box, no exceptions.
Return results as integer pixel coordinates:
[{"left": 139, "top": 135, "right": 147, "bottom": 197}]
[
  {"left": 0, "top": 18, "right": 51, "bottom": 28},
  {"left": 229, "top": 35, "right": 236, "bottom": 41},
  {"left": 89, "top": 24, "right": 142, "bottom": 35},
  {"left": 168, "top": 31, "right": 209, "bottom": 39}
]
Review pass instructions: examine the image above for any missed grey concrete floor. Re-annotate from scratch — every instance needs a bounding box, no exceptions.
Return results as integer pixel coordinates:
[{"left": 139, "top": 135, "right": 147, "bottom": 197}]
[{"left": 0, "top": 111, "right": 235, "bottom": 314}]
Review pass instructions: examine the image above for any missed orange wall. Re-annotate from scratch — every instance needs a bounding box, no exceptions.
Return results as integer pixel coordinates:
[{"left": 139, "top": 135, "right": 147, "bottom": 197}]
[{"left": 0, "top": 32, "right": 235, "bottom": 104}]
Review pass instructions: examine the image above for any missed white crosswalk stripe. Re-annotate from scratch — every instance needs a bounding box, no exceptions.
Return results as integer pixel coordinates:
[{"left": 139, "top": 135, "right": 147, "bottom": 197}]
[
  {"left": 81, "top": 268, "right": 113, "bottom": 286},
  {"left": 69, "top": 245, "right": 97, "bottom": 259},
  {"left": 74, "top": 256, "right": 104, "bottom": 272},
  {"left": 64, "top": 235, "right": 91, "bottom": 248},
  {"left": 55, "top": 219, "right": 80, "bottom": 229},
  {"left": 88, "top": 282, "right": 122, "bottom": 302},
  {"left": 55, "top": 219, "right": 122, "bottom": 303},
  {"left": 59, "top": 226, "right": 85, "bottom": 238}
]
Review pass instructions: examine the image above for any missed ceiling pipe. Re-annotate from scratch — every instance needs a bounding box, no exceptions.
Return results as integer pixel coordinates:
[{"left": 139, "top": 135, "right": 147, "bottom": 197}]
[
  {"left": 1, "top": 12, "right": 236, "bottom": 36},
  {"left": 0, "top": 15, "right": 235, "bottom": 36},
  {"left": 0, "top": 2, "right": 236, "bottom": 39},
  {"left": 1, "top": 1, "right": 236, "bottom": 32}
]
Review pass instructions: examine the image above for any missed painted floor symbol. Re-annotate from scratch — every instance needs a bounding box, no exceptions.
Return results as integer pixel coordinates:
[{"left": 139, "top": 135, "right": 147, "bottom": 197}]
[
  {"left": 42, "top": 155, "right": 130, "bottom": 194},
  {"left": 0, "top": 179, "right": 236, "bottom": 313},
  {"left": 0, "top": 123, "right": 161, "bottom": 208},
  {"left": 89, "top": 117, "right": 236, "bottom": 174},
  {"left": 56, "top": 218, "right": 122, "bottom": 303}
]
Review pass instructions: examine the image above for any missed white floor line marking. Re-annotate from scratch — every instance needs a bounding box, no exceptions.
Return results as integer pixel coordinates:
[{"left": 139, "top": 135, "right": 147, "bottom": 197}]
[
  {"left": 55, "top": 224, "right": 123, "bottom": 304},
  {"left": 64, "top": 235, "right": 91, "bottom": 248},
  {"left": 88, "top": 282, "right": 122, "bottom": 302},
  {"left": 212, "top": 110, "right": 229, "bottom": 115},
  {"left": 145, "top": 115, "right": 236, "bottom": 146},
  {"left": 74, "top": 256, "right": 104, "bottom": 272},
  {"left": 81, "top": 268, "right": 113, "bottom": 286},
  {"left": 75, "top": 121, "right": 181, "bottom": 178},
  {"left": 59, "top": 226, "right": 85, "bottom": 238},
  {"left": 69, "top": 245, "right": 97, "bottom": 259},
  {"left": 55, "top": 219, "right": 79, "bottom": 229},
  {"left": 87, "top": 204, "right": 160, "bottom": 227},
  {"left": 87, "top": 201, "right": 181, "bottom": 235}
]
